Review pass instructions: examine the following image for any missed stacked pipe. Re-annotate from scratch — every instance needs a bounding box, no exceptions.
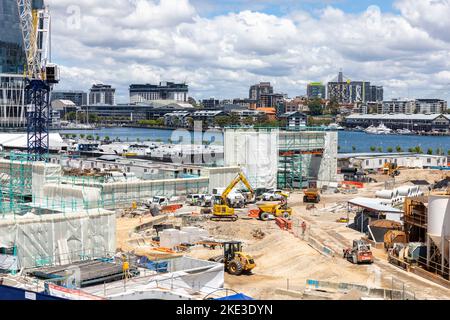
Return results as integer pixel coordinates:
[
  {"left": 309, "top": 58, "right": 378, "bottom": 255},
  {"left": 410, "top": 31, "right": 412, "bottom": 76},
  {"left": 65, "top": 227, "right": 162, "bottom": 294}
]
[{"left": 375, "top": 186, "right": 423, "bottom": 205}]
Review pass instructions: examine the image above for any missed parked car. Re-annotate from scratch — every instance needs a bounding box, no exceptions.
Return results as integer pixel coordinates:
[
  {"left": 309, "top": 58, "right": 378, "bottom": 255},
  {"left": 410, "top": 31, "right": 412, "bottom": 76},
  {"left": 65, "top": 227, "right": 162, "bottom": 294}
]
[
  {"left": 186, "top": 194, "right": 201, "bottom": 206},
  {"left": 262, "top": 189, "right": 290, "bottom": 201}
]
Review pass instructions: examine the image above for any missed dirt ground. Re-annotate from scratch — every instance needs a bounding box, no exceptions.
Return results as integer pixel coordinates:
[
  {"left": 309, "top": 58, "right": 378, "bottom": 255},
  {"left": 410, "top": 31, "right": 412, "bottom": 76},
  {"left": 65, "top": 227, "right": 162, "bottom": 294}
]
[{"left": 116, "top": 169, "right": 450, "bottom": 300}]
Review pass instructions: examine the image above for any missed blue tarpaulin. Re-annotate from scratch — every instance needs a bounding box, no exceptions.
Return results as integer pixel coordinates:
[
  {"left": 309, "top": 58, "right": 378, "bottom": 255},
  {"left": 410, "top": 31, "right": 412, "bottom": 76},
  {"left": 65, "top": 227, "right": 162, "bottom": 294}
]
[
  {"left": 137, "top": 256, "right": 169, "bottom": 273},
  {"left": 215, "top": 293, "right": 254, "bottom": 300}
]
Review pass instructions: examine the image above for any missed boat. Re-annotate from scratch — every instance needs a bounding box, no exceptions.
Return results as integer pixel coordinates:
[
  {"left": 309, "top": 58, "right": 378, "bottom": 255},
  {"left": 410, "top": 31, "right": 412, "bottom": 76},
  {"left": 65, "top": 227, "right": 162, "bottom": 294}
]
[
  {"left": 327, "top": 123, "right": 345, "bottom": 131},
  {"left": 364, "top": 123, "right": 392, "bottom": 135},
  {"left": 354, "top": 126, "right": 364, "bottom": 132},
  {"left": 396, "top": 128, "right": 413, "bottom": 135}
]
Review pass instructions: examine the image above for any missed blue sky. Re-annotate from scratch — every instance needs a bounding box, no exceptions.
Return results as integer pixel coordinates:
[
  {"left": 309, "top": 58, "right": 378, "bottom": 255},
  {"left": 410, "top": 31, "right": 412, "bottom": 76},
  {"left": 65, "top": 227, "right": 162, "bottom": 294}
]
[
  {"left": 47, "top": 0, "right": 450, "bottom": 102},
  {"left": 192, "top": 0, "right": 397, "bottom": 17}
]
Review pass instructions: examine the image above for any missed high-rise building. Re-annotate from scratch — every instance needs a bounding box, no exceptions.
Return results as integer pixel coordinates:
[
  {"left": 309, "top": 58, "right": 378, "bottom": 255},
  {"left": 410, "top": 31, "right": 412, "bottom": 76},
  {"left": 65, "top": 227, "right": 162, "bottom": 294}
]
[
  {"left": 370, "top": 86, "right": 384, "bottom": 102},
  {"left": 327, "top": 71, "right": 382, "bottom": 104},
  {"left": 51, "top": 90, "right": 87, "bottom": 106},
  {"left": 260, "top": 93, "right": 285, "bottom": 108},
  {"left": 129, "top": 82, "right": 188, "bottom": 104},
  {"left": 249, "top": 82, "right": 273, "bottom": 107},
  {"left": 0, "top": 0, "right": 46, "bottom": 127},
  {"left": 89, "top": 84, "right": 116, "bottom": 105},
  {"left": 307, "top": 82, "right": 326, "bottom": 99}
]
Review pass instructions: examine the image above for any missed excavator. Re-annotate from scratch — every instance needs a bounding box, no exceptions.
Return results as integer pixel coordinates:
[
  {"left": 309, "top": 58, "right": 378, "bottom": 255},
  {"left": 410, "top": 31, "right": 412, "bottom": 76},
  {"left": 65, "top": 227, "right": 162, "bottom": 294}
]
[
  {"left": 383, "top": 162, "right": 400, "bottom": 178},
  {"left": 211, "top": 172, "right": 255, "bottom": 221}
]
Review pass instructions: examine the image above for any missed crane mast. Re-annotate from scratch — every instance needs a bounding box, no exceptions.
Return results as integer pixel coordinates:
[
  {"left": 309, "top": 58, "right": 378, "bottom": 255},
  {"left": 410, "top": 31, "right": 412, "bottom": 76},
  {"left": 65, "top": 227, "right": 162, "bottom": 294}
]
[{"left": 16, "top": 0, "right": 58, "bottom": 161}]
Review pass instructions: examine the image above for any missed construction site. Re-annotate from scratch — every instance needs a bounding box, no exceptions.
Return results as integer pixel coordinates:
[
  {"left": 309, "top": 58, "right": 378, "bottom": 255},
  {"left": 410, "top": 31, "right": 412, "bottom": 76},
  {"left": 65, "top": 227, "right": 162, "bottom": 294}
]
[
  {"left": 0, "top": 124, "right": 450, "bottom": 300},
  {"left": 1, "top": 0, "right": 450, "bottom": 302}
]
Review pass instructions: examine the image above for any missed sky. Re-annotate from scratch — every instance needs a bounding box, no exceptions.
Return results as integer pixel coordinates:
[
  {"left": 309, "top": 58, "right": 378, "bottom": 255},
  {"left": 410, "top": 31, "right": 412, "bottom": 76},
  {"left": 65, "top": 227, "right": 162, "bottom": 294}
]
[{"left": 46, "top": 0, "right": 450, "bottom": 103}]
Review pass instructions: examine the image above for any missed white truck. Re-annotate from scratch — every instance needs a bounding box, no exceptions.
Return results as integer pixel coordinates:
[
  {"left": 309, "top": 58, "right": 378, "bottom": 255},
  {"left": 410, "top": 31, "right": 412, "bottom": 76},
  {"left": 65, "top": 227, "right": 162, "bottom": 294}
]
[{"left": 212, "top": 188, "right": 246, "bottom": 208}]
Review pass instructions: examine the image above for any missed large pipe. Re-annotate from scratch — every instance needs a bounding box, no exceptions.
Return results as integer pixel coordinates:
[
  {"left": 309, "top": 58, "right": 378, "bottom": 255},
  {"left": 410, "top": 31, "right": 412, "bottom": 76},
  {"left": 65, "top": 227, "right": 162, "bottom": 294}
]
[{"left": 375, "top": 190, "right": 394, "bottom": 199}]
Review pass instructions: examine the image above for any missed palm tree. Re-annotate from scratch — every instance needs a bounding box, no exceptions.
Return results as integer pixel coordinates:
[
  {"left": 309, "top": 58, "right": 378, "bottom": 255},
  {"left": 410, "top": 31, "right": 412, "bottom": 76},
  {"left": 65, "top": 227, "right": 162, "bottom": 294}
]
[
  {"left": 387, "top": 147, "right": 393, "bottom": 153},
  {"left": 427, "top": 148, "right": 433, "bottom": 155},
  {"left": 377, "top": 147, "right": 383, "bottom": 152},
  {"left": 370, "top": 146, "right": 376, "bottom": 152},
  {"left": 104, "top": 136, "right": 110, "bottom": 141},
  {"left": 396, "top": 146, "right": 403, "bottom": 152},
  {"left": 352, "top": 146, "right": 356, "bottom": 152}
]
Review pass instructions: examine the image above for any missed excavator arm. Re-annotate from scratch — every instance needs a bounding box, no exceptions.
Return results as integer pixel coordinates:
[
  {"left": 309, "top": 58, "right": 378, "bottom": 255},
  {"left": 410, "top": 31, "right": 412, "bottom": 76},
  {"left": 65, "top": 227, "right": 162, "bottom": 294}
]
[{"left": 220, "top": 172, "right": 255, "bottom": 203}]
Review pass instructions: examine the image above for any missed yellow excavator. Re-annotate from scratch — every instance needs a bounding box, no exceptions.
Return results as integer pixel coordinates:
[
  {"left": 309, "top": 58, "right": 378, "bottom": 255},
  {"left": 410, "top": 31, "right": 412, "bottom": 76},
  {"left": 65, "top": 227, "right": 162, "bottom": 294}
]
[
  {"left": 383, "top": 162, "right": 400, "bottom": 177},
  {"left": 211, "top": 172, "right": 255, "bottom": 221}
]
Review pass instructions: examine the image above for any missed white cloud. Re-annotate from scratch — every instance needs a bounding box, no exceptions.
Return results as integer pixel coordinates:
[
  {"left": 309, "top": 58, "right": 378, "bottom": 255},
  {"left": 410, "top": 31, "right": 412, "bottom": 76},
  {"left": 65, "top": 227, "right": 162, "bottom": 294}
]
[{"left": 47, "top": 0, "right": 450, "bottom": 102}]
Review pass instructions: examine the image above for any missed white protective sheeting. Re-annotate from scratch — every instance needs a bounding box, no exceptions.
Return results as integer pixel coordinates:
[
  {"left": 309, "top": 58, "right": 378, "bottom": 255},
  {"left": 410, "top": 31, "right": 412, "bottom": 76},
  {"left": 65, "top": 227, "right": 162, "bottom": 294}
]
[
  {"left": 32, "top": 162, "right": 62, "bottom": 202},
  {"left": 0, "top": 209, "right": 116, "bottom": 269},
  {"left": 317, "top": 132, "right": 338, "bottom": 188},
  {"left": 201, "top": 166, "right": 241, "bottom": 193},
  {"left": 0, "top": 133, "right": 67, "bottom": 151},
  {"left": 224, "top": 129, "right": 279, "bottom": 189}
]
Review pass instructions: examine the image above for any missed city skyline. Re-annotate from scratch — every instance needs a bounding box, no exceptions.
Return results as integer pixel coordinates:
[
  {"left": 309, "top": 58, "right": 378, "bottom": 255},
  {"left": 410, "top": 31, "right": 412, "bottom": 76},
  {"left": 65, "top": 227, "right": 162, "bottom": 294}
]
[{"left": 46, "top": 0, "right": 450, "bottom": 103}]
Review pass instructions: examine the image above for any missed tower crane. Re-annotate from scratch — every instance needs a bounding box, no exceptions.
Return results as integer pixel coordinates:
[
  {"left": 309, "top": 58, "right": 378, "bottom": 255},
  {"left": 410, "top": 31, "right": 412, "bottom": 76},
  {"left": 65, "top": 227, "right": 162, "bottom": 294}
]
[{"left": 17, "top": 0, "right": 59, "bottom": 161}]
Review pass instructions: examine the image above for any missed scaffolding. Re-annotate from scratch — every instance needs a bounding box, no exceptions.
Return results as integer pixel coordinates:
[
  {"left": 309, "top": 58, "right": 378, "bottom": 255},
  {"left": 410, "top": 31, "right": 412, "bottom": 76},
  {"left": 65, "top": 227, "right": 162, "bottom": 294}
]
[
  {"left": 277, "top": 131, "right": 326, "bottom": 190},
  {"left": 0, "top": 151, "right": 209, "bottom": 218},
  {"left": 0, "top": 152, "right": 34, "bottom": 215}
]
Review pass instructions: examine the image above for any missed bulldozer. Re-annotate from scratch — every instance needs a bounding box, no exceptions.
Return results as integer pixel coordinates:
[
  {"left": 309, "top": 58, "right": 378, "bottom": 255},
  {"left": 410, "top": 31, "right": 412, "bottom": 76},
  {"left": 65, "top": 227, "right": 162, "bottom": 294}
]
[
  {"left": 211, "top": 172, "right": 254, "bottom": 222},
  {"left": 209, "top": 241, "right": 255, "bottom": 276},
  {"left": 303, "top": 188, "right": 321, "bottom": 204},
  {"left": 383, "top": 162, "right": 400, "bottom": 177},
  {"left": 343, "top": 240, "right": 374, "bottom": 264}
]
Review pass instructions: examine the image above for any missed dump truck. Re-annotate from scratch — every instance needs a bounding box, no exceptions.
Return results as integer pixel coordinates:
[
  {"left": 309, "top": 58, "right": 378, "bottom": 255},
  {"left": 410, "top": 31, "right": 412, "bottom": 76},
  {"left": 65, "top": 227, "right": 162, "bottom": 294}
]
[
  {"left": 343, "top": 240, "right": 374, "bottom": 264},
  {"left": 303, "top": 188, "right": 321, "bottom": 203},
  {"left": 256, "top": 203, "right": 292, "bottom": 221},
  {"left": 209, "top": 241, "right": 255, "bottom": 275}
]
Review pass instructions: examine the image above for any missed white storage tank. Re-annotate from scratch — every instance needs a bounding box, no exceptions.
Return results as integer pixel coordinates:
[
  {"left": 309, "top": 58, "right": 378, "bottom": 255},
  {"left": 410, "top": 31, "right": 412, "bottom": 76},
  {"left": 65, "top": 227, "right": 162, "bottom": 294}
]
[{"left": 427, "top": 196, "right": 450, "bottom": 252}]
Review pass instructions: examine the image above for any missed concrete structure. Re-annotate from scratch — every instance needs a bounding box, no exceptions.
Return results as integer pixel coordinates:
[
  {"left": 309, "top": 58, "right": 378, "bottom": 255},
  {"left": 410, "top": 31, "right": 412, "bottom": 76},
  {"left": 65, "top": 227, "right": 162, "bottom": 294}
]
[
  {"left": 327, "top": 71, "right": 382, "bottom": 103},
  {"left": 89, "top": 84, "right": 115, "bottom": 105},
  {"left": 345, "top": 114, "right": 450, "bottom": 132},
  {"left": 130, "top": 82, "right": 188, "bottom": 104},
  {"left": 381, "top": 99, "right": 416, "bottom": 114}
]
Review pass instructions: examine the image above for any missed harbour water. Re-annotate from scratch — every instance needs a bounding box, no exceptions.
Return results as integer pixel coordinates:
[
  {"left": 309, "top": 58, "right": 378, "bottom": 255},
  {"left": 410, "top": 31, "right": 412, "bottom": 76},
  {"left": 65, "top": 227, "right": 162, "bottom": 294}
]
[{"left": 56, "top": 127, "right": 450, "bottom": 154}]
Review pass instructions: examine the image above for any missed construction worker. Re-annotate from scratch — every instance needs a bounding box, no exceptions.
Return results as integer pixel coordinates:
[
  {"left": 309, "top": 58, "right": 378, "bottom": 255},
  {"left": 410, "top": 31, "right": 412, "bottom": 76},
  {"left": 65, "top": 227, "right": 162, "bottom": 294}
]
[{"left": 301, "top": 221, "right": 307, "bottom": 236}]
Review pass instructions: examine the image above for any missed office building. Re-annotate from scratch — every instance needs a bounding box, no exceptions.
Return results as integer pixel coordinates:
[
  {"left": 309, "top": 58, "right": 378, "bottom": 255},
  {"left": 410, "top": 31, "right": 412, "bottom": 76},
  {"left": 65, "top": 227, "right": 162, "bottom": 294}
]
[
  {"left": 415, "top": 99, "right": 447, "bottom": 114},
  {"left": 129, "top": 82, "right": 188, "bottom": 104},
  {"left": 201, "top": 98, "right": 220, "bottom": 109},
  {"left": 89, "top": 84, "right": 116, "bottom": 105},
  {"left": 307, "top": 82, "right": 326, "bottom": 99},
  {"left": 51, "top": 90, "right": 87, "bottom": 106},
  {"left": 249, "top": 82, "right": 273, "bottom": 107},
  {"left": 370, "top": 86, "right": 384, "bottom": 102}
]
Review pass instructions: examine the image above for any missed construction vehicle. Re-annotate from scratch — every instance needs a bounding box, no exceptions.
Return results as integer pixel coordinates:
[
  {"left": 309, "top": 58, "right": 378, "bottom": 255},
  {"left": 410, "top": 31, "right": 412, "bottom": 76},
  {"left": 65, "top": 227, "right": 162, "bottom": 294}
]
[
  {"left": 384, "top": 230, "right": 407, "bottom": 250},
  {"left": 257, "top": 192, "right": 292, "bottom": 221},
  {"left": 303, "top": 188, "right": 321, "bottom": 203},
  {"left": 383, "top": 162, "right": 400, "bottom": 177},
  {"left": 211, "top": 172, "right": 255, "bottom": 221},
  {"left": 209, "top": 241, "right": 255, "bottom": 275},
  {"left": 343, "top": 240, "right": 374, "bottom": 264}
]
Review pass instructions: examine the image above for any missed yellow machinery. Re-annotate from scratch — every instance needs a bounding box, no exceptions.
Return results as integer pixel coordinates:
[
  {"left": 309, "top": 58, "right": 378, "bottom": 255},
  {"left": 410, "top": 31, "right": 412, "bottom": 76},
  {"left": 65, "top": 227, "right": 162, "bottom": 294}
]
[
  {"left": 209, "top": 241, "right": 255, "bottom": 275},
  {"left": 257, "top": 202, "right": 292, "bottom": 221},
  {"left": 303, "top": 188, "right": 321, "bottom": 203},
  {"left": 383, "top": 162, "right": 400, "bottom": 177},
  {"left": 211, "top": 172, "right": 255, "bottom": 221}
]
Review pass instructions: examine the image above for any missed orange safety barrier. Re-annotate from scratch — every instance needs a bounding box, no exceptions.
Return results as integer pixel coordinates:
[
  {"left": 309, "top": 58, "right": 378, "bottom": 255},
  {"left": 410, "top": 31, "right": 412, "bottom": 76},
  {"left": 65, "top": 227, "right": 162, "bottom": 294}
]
[
  {"left": 161, "top": 204, "right": 183, "bottom": 213},
  {"left": 248, "top": 209, "right": 261, "bottom": 218},
  {"left": 276, "top": 217, "right": 292, "bottom": 231},
  {"left": 342, "top": 181, "right": 364, "bottom": 188}
]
